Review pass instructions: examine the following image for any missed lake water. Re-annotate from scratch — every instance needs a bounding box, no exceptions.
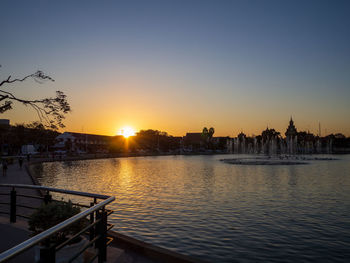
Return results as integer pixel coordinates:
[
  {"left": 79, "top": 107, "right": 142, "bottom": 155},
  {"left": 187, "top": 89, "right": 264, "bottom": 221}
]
[{"left": 33, "top": 154, "right": 350, "bottom": 262}]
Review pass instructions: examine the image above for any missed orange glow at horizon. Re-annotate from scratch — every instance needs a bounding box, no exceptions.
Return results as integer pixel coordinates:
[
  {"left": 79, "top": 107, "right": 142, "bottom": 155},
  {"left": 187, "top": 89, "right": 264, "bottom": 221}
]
[{"left": 119, "top": 126, "right": 136, "bottom": 138}]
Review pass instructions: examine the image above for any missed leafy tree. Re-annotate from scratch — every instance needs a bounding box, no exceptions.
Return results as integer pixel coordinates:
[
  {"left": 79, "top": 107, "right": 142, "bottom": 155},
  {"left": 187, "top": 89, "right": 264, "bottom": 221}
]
[
  {"left": 136, "top": 129, "right": 164, "bottom": 152},
  {"left": 0, "top": 122, "right": 60, "bottom": 154},
  {"left": 208, "top": 127, "right": 215, "bottom": 139},
  {"left": 202, "top": 127, "right": 215, "bottom": 149},
  {"left": 0, "top": 66, "right": 71, "bottom": 129},
  {"left": 23, "top": 122, "right": 59, "bottom": 152},
  {"left": 202, "top": 127, "right": 208, "bottom": 139},
  {"left": 134, "top": 129, "right": 178, "bottom": 153},
  {"left": 261, "top": 128, "right": 280, "bottom": 141}
]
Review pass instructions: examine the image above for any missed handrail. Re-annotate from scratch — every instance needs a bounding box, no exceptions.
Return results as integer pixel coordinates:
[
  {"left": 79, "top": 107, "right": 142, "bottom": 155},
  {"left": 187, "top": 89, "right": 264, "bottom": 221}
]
[
  {"left": 0, "top": 183, "right": 110, "bottom": 200},
  {"left": 0, "top": 184, "right": 115, "bottom": 262}
]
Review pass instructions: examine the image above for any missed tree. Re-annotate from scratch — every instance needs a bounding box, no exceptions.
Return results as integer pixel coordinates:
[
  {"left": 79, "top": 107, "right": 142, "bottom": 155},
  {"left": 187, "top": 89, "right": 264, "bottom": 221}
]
[
  {"left": 136, "top": 129, "right": 163, "bottom": 152},
  {"left": 23, "top": 122, "right": 60, "bottom": 152},
  {"left": 208, "top": 127, "right": 215, "bottom": 139},
  {"left": 0, "top": 67, "right": 71, "bottom": 129},
  {"left": 261, "top": 128, "right": 280, "bottom": 141},
  {"left": 202, "top": 127, "right": 215, "bottom": 149},
  {"left": 0, "top": 122, "right": 60, "bottom": 154},
  {"left": 202, "top": 127, "right": 208, "bottom": 138}
]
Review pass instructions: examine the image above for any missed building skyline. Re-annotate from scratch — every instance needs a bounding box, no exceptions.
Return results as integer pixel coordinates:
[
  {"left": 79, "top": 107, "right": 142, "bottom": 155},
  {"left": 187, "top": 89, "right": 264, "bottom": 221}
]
[{"left": 2, "top": 116, "right": 347, "bottom": 139}]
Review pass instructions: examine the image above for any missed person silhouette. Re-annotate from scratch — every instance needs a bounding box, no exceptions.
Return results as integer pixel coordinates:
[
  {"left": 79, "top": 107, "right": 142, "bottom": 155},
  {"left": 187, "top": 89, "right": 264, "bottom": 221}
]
[
  {"left": 2, "top": 159, "right": 8, "bottom": 176},
  {"left": 19, "top": 156, "right": 23, "bottom": 169}
]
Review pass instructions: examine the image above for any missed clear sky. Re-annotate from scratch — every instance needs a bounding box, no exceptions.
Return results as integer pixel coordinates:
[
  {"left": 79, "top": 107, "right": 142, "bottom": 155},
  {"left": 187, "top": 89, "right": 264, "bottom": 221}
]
[{"left": 1, "top": 0, "right": 349, "bottom": 137}]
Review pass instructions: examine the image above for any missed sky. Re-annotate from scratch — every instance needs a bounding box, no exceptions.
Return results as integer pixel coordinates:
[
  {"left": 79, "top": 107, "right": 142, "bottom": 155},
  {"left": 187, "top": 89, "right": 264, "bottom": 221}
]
[{"left": 1, "top": 0, "right": 349, "bottom": 137}]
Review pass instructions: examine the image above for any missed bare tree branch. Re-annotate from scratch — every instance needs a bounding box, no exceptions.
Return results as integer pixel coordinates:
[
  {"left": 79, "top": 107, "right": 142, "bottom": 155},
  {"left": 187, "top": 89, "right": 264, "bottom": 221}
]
[
  {"left": 0, "top": 69, "right": 71, "bottom": 129},
  {"left": 0, "top": 71, "right": 54, "bottom": 87}
]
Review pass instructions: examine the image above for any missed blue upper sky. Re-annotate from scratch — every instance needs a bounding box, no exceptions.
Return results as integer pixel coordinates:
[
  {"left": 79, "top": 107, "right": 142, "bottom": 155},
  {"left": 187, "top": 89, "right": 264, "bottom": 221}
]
[{"left": 1, "top": 0, "right": 349, "bottom": 136}]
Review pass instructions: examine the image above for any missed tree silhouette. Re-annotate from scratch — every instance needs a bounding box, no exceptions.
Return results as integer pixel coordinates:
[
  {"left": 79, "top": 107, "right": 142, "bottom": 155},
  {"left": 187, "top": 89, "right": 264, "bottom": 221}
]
[
  {"left": 208, "top": 127, "right": 215, "bottom": 139},
  {"left": 202, "top": 127, "right": 215, "bottom": 149},
  {"left": 202, "top": 127, "right": 208, "bottom": 140},
  {"left": 0, "top": 67, "right": 71, "bottom": 129},
  {"left": 261, "top": 128, "right": 280, "bottom": 141}
]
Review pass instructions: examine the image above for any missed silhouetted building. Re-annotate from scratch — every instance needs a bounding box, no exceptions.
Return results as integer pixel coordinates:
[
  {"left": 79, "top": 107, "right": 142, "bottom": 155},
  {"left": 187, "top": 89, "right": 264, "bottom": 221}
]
[
  {"left": 0, "top": 119, "right": 10, "bottom": 126},
  {"left": 285, "top": 117, "right": 298, "bottom": 154},
  {"left": 212, "top": 137, "right": 230, "bottom": 152},
  {"left": 183, "top": 133, "right": 204, "bottom": 151},
  {"left": 55, "top": 132, "right": 115, "bottom": 153}
]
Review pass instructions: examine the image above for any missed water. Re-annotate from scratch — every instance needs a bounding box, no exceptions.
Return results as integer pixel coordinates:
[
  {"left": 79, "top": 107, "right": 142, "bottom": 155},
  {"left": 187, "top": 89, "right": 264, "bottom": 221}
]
[{"left": 33, "top": 154, "right": 350, "bottom": 262}]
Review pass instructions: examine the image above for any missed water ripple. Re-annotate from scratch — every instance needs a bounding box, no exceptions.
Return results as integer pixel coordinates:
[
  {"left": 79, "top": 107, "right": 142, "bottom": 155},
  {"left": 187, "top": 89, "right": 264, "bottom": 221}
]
[{"left": 33, "top": 154, "right": 350, "bottom": 262}]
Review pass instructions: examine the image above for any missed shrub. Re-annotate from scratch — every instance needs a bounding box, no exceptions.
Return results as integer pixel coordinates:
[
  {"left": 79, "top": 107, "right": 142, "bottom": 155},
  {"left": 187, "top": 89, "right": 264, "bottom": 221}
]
[{"left": 28, "top": 200, "right": 87, "bottom": 244}]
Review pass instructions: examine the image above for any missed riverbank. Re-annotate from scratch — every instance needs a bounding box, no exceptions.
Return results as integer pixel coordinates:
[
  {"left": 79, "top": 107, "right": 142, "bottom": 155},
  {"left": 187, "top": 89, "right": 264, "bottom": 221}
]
[
  {"left": 25, "top": 151, "right": 348, "bottom": 166},
  {"left": 28, "top": 151, "right": 227, "bottom": 163}
]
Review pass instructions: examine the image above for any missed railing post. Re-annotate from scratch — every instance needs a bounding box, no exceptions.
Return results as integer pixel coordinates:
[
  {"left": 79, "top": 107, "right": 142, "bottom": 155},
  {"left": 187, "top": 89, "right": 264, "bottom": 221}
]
[
  {"left": 96, "top": 207, "right": 107, "bottom": 263},
  {"left": 39, "top": 243, "right": 55, "bottom": 263},
  {"left": 90, "top": 202, "right": 95, "bottom": 242},
  {"left": 44, "top": 191, "right": 52, "bottom": 204},
  {"left": 10, "top": 188, "right": 16, "bottom": 223}
]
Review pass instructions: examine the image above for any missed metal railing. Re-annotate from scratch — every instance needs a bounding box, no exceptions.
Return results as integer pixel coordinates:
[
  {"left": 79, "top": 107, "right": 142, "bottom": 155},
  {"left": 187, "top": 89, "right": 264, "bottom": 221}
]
[{"left": 0, "top": 184, "right": 115, "bottom": 263}]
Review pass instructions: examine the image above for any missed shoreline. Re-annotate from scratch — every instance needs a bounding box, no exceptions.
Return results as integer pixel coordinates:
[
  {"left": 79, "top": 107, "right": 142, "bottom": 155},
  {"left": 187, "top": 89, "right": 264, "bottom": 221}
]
[
  {"left": 26, "top": 150, "right": 348, "bottom": 164},
  {"left": 28, "top": 151, "right": 229, "bottom": 163},
  {"left": 26, "top": 152, "right": 347, "bottom": 169}
]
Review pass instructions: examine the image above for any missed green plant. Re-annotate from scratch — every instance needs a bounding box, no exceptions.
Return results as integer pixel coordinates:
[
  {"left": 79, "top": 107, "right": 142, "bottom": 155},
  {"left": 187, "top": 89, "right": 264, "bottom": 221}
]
[{"left": 28, "top": 200, "right": 87, "bottom": 244}]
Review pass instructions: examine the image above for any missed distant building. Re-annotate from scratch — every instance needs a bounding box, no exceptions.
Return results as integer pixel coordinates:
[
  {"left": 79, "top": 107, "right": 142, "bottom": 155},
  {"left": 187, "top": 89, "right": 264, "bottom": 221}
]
[
  {"left": 285, "top": 117, "right": 298, "bottom": 154},
  {"left": 21, "top": 145, "right": 38, "bottom": 155},
  {"left": 285, "top": 117, "right": 297, "bottom": 137},
  {"left": 183, "top": 133, "right": 204, "bottom": 151},
  {"left": 54, "top": 132, "right": 119, "bottom": 153},
  {"left": 334, "top": 133, "right": 346, "bottom": 139},
  {"left": 212, "top": 137, "right": 230, "bottom": 152},
  {"left": 0, "top": 119, "right": 10, "bottom": 126}
]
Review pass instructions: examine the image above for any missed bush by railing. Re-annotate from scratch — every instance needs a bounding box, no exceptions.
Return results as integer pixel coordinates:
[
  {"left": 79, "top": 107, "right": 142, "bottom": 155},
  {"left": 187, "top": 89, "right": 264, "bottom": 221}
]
[{"left": 0, "top": 184, "right": 115, "bottom": 263}]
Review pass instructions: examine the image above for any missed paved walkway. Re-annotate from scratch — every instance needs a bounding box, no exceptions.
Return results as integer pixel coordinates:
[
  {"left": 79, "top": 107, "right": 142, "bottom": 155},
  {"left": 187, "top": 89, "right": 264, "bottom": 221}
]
[
  {"left": 0, "top": 160, "right": 40, "bottom": 263},
  {"left": 0, "top": 160, "right": 42, "bottom": 220},
  {"left": 0, "top": 160, "right": 34, "bottom": 185}
]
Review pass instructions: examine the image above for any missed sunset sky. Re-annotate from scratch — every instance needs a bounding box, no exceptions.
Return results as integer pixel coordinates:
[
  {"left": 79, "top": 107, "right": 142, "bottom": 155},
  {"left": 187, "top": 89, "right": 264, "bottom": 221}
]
[{"left": 1, "top": 0, "right": 349, "bottom": 137}]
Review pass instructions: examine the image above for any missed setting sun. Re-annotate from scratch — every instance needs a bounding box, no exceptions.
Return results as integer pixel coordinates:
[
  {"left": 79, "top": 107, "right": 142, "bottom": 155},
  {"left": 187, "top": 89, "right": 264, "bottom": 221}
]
[{"left": 120, "top": 126, "right": 136, "bottom": 138}]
